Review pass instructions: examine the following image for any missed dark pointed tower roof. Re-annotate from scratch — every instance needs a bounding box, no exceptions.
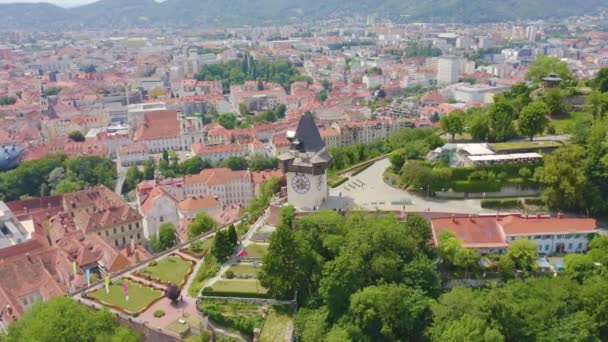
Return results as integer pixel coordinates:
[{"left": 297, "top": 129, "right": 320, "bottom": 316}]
[{"left": 291, "top": 112, "right": 325, "bottom": 153}]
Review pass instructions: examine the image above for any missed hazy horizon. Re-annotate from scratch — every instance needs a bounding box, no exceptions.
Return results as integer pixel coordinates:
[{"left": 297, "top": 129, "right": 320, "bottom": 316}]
[{"left": 0, "top": 0, "right": 99, "bottom": 8}]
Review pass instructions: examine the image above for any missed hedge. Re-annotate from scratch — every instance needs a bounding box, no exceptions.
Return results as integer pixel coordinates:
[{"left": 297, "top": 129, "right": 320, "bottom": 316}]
[
  {"left": 450, "top": 163, "right": 541, "bottom": 181},
  {"left": 481, "top": 199, "right": 522, "bottom": 209},
  {"left": 452, "top": 180, "right": 502, "bottom": 193},
  {"left": 524, "top": 198, "right": 545, "bottom": 206},
  {"left": 329, "top": 176, "right": 349, "bottom": 188},
  {"left": 201, "top": 288, "right": 271, "bottom": 299}
]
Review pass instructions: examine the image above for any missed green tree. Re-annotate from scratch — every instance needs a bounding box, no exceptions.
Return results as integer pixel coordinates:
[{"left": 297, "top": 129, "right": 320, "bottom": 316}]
[
  {"left": 346, "top": 284, "right": 431, "bottom": 341},
  {"left": 316, "top": 90, "right": 328, "bottom": 102},
  {"left": 467, "top": 110, "right": 490, "bottom": 141},
  {"left": 151, "top": 223, "right": 177, "bottom": 252},
  {"left": 518, "top": 101, "right": 549, "bottom": 140},
  {"left": 586, "top": 90, "right": 608, "bottom": 120},
  {"left": 534, "top": 145, "right": 588, "bottom": 211},
  {"left": 389, "top": 149, "right": 406, "bottom": 171},
  {"left": 239, "top": 103, "right": 249, "bottom": 116},
  {"left": 124, "top": 165, "right": 143, "bottom": 193},
  {"left": 564, "top": 253, "right": 596, "bottom": 283},
  {"left": 53, "top": 179, "right": 83, "bottom": 195},
  {"left": 227, "top": 224, "right": 238, "bottom": 248},
  {"left": 294, "top": 307, "right": 329, "bottom": 342},
  {"left": 247, "top": 155, "right": 278, "bottom": 171},
  {"left": 435, "top": 314, "right": 504, "bottom": 342},
  {"left": 543, "top": 88, "right": 568, "bottom": 117},
  {"left": 5, "top": 297, "right": 138, "bottom": 342},
  {"left": 143, "top": 160, "right": 155, "bottom": 180},
  {"left": 402, "top": 255, "right": 441, "bottom": 298},
  {"left": 487, "top": 98, "right": 516, "bottom": 142},
  {"left": 592, "top": 67, "right": 608, "bottom": 92},
  {"left": 259, "top": 224, "right": 305, "bottom": 300},
  {"left": 68, "top": 130, "right": 85, "bottom": 142},
  {"left": 219, "top": 156, "right": 248, "bottom": 170},
  {"left": 213, "top": 230, "right": 234, "bottom": 262},
  {"left": 188, "top": 212, "right": 216, "bottom": 239},
  {"left": 500, "top": 239, "right": 537, "bottom": 275},
  {"left": 217, "top": 113, "right": 239, "bottom": 129},
  {"left": 180, "top": 156, "right": 211, "bottom": 175},
  {"left": 279, "top": 205, "right": 296, "bottom": 228},
  {"left": 526, "top": 55, "right": 571, "bottom": 82},
  {"left": 440, "top": 111, "right": 465, "bottom": 141}
]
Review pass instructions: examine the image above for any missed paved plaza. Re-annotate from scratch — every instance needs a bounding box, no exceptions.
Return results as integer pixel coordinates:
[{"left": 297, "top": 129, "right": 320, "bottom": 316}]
[{"left": 327, "top": 158, "right": 494, "bottom": 214}]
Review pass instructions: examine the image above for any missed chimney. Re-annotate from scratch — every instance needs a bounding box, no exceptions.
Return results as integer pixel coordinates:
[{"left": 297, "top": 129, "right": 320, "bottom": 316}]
[
  {"left": 536, "top": 214, "right": 541, "bottom": 219},
  {"left": 451, "top": 214, "right": 455, "bottom": 222},
  {"left": 26, "top": 253, "right": 32, "bottom": 264},
  {"left": 23, "top": 206, "right": 28, "bottom": 213},
  {"left": 557, "top": 212, "right": 563, "bottom": 219},
  {"left": 468, "top": 214, "right": 473, "bottom": 222}
]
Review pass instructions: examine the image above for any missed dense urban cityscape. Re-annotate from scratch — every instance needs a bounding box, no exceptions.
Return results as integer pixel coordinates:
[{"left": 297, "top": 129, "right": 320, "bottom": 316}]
[{"left": 1, "top": 1, "right": 608, "bottom": 341}]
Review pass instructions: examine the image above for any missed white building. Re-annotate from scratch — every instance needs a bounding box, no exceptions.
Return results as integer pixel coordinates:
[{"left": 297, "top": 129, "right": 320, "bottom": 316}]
[
  {"left": 184, "top": 168, "right": 255, "bottom": 207},
  {"left": 453, "top": 84, "right": 509, "bottom": 104},
  {"left": 0, "top": 202, "right": 33, "bottom": 248},
  {"left": 437, "top": 56, "right": 463, "bottom": 85}
]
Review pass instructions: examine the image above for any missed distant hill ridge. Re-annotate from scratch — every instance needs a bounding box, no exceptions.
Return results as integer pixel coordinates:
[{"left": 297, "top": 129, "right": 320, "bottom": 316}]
[{"left": 0, "top": 0, "right": 605, "bottom": 29}]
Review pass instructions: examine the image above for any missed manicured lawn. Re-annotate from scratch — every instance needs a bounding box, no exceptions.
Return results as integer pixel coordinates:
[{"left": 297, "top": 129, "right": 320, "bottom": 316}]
[
  {"left": 550, "top": 112, "right": 593, "bottom": 134},
  {"left": 227, "top": 263, "right": 260, "bottom": 277},
  {"left": 87, "top": 279, "right": 163, "bottom": 314},
  {"left": 259, "top": 306, "right": 294, "bottom": 342},
  {"left": 139, "top": 255, "right": 193, "bottom": 285},
  {"left": 489, "top": 140, "right": 563, "bottom": 151},
  {"left": 185, "top": 237, "right": 215, "bottom": 258},
  {"left": 208, "top": 280, "right": 268, "bottom": 295},
  {"left": 244, "top": 244, "right": 269, "bottom": 259}
]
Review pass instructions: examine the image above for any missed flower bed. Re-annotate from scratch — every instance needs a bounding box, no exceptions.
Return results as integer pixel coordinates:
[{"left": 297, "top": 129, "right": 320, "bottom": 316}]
[
  {"left": 135, "top": 254, "right": 194, "bottom": 288},
  {"left": 85, "top": 278, "right": 164, "bottom": 316}
]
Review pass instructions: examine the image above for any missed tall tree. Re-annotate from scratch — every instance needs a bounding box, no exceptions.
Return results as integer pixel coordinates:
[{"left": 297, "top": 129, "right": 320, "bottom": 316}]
[
  {"left": 142, "top": 160, "right": 155, "bottom": 180},
  {"left": 518, "top": 101, "right": 549, "bottom": 140},
  {"left": 259, "top": 224, "right": 305, "bottom": 300},
  {"left": 534, "top": 145, "right": 588, "bottom": 211},
  {"left": 440, "top": 111, "right": 465, "bottom": 141},
  {"left": 213, "top": 230, "right": 234, "bottom": 262},
  {"left": 124, "top": 165, "right": 143, "bottom": 193},
  {"left": 487, "top": 97, "right": 516, "bottom": 142},
  {"left": 227, "top": 224, "right": 238, "bottom": 248},
  {"left": 499, "top": 239, "right": 538, "bottom": 276}
]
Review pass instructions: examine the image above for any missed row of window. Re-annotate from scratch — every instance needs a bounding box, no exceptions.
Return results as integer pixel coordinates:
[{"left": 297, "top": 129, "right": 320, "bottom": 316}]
[
  {"left": 114, "top": 233, "right": 141, "bottom": 248},
  {"left": 511, "top": 233, "right": 589, "bottom": 241},
  {"left": 537, "top": 242, "right": 584, "bottom": 251},
  {"left": 100, "top": 222, "right": 140, "bottom": 237}
]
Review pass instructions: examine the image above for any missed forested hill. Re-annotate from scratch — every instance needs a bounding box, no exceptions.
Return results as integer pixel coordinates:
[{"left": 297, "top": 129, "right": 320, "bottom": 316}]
[{"left": 0, "top": 0, "right": 606, "bottom": 29}]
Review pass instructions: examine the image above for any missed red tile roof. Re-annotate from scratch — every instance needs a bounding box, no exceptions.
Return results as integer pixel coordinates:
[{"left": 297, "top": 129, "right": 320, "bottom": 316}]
[
  {"left": 500, "top": 216, "right": 597, "bottom": 236},
  {"left": 431, "top": 216, "right": 509, "bottom": 249},
  {"left": 133, "top": 110, "right": 180, "bottom": 141}
]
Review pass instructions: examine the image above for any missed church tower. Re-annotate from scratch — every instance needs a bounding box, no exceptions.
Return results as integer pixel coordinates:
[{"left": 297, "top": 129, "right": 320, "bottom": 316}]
[{"left": 279, "top": 112, "right": 332, "bottom": 211}]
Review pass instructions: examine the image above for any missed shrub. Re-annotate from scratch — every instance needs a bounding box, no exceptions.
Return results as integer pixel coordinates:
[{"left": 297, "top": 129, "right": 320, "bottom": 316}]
[
  {"left": 153, "top": 310, "right": 165, "bottom": 318},
  {"left": 199, "top": 300, "right": 264, "bottom": 336},
  {"left": 452, "top": 180, "right": 502, "bottom": 193},
  {"left": 524, "top": 198, "right": 545, "bottom": 206},
  {"left": 149, "top": 261, "right": 158, "bottom": 267},
  {"left": 201, "top": 288, "right": 270, "bottom": 299},
  {"left": 190, "top": 240, "right": 204, "bottom": 253},
  {"left": 481, "top": 199, "right": 522, "bottom": 209},
  {"left": 225, "top": 270, "right": 235, "bottom": 279}
]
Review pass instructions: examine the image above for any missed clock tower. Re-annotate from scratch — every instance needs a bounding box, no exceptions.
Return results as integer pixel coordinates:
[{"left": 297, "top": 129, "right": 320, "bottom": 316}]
[{"left": 278, "top": 112, "right": 332, "bottom": 211}]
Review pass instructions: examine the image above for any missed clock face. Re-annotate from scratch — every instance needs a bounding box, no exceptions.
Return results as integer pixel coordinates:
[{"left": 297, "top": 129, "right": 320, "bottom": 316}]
[{"left": 292, "top": 174, "right": 311, "bottom": 194}]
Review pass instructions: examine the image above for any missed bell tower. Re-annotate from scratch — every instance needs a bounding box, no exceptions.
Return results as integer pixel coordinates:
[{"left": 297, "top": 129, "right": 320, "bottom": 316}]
[{"left": 278, "top": 112, "right": 332, "bottom": 211}]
